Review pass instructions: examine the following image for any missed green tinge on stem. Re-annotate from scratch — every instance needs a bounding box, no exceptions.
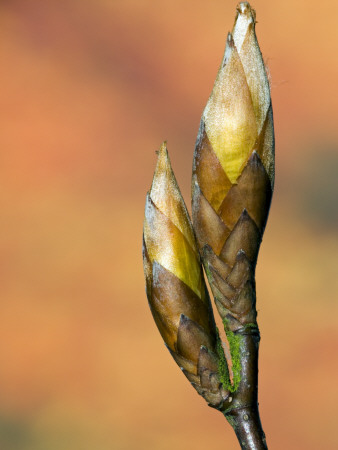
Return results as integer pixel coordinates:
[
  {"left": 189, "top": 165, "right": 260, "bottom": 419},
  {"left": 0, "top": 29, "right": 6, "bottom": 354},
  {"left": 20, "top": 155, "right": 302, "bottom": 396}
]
[
  {"left": 216, "top": 325, "right": 242, "bottom": 393},
  {"left": 224, "top": 323, "right": 242, "bottom": 393}
]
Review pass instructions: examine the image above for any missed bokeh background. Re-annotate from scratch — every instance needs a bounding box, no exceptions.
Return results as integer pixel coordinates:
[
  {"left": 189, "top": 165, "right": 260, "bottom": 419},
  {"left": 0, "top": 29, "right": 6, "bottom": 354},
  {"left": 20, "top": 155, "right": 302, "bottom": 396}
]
[{"left": 1, "top": 0, "right": 338, "bottom": 449}]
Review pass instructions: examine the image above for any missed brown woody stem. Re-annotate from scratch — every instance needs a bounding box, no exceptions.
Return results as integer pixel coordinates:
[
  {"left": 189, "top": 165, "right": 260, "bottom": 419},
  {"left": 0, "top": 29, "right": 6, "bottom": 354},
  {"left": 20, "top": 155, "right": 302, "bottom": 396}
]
[
  {"left": 221, "top": 327, "right": 267, "bottom": 449},
  {"left": 224, "top": 404, "right": 267, "bottom": 450}
]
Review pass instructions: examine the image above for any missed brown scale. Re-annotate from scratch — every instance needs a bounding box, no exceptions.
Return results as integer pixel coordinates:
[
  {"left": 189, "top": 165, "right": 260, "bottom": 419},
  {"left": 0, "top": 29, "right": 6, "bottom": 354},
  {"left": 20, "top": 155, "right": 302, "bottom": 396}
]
[
  {"left": 217, "top": 152, "right": 272, "bottom": 232},
  {"left": 192, "top": 182, "right": 230, "bottom": 255},
  {"left": 151, "top": 262, "right": 211, "bottom": 335}
]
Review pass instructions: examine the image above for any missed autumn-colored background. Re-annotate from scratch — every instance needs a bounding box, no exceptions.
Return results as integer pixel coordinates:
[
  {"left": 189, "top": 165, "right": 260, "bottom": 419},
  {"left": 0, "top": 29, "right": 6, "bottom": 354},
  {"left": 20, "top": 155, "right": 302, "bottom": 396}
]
[{"left": 1, "top": 0, "right": 337, "bottom": 449}]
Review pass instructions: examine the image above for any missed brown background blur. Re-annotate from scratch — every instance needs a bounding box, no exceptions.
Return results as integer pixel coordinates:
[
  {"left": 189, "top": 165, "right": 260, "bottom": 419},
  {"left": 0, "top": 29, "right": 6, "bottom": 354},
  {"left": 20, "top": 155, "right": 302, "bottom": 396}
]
[{"left": 1, "top": 0, "right": 338, "bottom": 449}]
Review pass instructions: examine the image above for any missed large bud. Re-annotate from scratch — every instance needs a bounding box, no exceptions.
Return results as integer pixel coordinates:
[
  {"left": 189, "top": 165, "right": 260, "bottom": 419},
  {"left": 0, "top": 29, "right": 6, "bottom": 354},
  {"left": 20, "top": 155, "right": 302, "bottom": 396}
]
[
  {"left": 143, "top": 142, "right": 230, "bottom": 409},
  {"left": 192, "top": 2, "right": 274, "bottom": 332}
]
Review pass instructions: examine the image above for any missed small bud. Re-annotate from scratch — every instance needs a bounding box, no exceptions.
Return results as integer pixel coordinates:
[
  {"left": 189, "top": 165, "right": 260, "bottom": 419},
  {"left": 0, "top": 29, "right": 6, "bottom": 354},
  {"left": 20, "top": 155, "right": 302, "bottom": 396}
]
[{"left": 143, "top": 142, "right": 229, "bottom": 408}]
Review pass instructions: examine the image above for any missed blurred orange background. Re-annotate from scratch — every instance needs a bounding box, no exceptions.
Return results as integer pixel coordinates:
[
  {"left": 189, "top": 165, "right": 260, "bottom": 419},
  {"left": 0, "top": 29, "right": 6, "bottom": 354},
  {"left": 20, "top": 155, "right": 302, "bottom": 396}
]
[{"left": 1, "top": 0, "right": 338, "bottom": 449}]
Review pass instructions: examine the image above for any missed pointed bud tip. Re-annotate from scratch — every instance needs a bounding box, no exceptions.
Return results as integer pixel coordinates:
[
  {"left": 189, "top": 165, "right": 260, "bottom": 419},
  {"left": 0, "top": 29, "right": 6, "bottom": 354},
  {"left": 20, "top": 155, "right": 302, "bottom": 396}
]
[
  {"left": 159, "top": 140, "right": 167, "bottom": 153},
  {"left": 150, "top": 141, "right": 171, "bottom": 197},
  {"left": 155, "top": 141, "right": 169, "bottom": 163},
  {"left": 236, "top": 2, "right": 256, "bottom": 20},
  {"left": 233, "top": 2, "right": 256, "bottom": 52}
]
